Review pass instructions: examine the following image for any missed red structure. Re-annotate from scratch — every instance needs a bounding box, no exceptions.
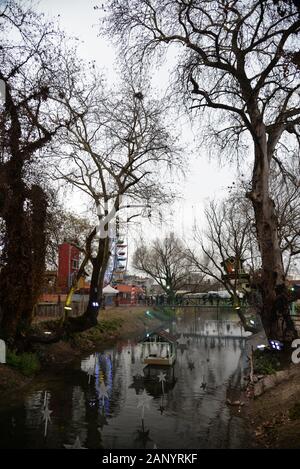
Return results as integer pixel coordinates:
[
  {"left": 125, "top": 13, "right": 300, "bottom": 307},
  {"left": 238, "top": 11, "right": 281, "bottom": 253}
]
[
  {"left": 115, "top": 284, "right": 144, "bottom": 305},
  {"left": 131, "top": 285, "right": 137, "bottom": 305},
  {"left": 57, "top": 242, "right": 80, "bottom": 291}
]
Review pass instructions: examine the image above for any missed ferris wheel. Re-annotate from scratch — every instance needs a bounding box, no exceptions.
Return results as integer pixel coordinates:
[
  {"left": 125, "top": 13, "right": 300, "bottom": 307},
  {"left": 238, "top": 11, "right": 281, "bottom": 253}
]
[
  {"left": 103, "top": 237, "right": 117, "bottom": 286},
  {"left": 103, "top": 219, "right": 128, "bottom": 285},
  {"left": 103, "top": 204, "right": 150, "bottom": 286},
  {"left": 111, "top": 235, "right": 128, "bottom": 284}
]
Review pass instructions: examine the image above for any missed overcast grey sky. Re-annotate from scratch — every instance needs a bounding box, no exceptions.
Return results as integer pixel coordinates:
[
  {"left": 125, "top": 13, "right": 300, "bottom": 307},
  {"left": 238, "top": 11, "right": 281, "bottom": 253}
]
[{"left": 37, "top": 0, "right": 238, "bottom": 260}]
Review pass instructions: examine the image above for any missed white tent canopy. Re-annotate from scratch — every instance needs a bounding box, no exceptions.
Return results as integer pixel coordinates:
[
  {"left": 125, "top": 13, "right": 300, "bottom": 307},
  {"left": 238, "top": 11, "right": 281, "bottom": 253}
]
[{"left": 102, "top": 285, "right": 119, "bottom": 296}]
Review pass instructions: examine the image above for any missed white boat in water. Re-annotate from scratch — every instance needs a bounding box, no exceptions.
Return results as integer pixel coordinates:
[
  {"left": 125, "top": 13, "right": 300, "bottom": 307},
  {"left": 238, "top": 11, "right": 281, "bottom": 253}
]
[{"left": 141, "top": 329, "right": 177, "bottom": 366}]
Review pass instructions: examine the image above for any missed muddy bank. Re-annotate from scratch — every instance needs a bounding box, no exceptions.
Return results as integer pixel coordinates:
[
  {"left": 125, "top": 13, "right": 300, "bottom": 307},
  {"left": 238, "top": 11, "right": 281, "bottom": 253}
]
[
  {"left": 0, "top": 306, "right": 163, "bottom": 398},
  {"left": 243, "top": 332, "right": 300, "bottom": 448},
  {"left": 244, "top": 364, "right": 300, "bottom": 448}
]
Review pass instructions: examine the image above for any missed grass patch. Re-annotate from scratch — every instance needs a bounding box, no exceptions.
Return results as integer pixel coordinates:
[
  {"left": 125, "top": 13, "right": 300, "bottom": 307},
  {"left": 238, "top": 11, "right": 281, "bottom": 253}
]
[
  {"left": 253, "top": 349, "right": 281, "bottom": 375},
  {"left": 85, "top": 318, "right": 124, "bottom": 338},
  {"left": 6, "top": 350, "right": 41, "bottom": 376},
  {"left": 150, "top": 307, "right": 176, "bottom": 321},
  {"left": 97, "top": 317, "right": 124, "bottom": 332},
  {"left": 72, "top": 317, "right": 124, "bottom": 347}
]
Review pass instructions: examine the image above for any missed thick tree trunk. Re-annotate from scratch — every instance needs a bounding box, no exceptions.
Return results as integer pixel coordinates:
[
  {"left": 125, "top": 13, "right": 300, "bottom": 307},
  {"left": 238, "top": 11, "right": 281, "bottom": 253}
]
[
  {"left": 66, "top": 236, "right": 110, "bottom": 332},
  {"left": 247, "top": 129, "right": 297, "bottom": 342},
  {"left": 0, "top": 79, "right": 62, "bottom": 346},
  {"left": 23, "top": 234, "right": 111, "bottom": 346},
  {"left": 0, "top": 159, "right": 32, "bottom": 342},
  {"left": 21, "top": 185, "right": 48, "bottom": 331},
  {"left": 0, "top": 158, "right": 48, "bottom": 343}
]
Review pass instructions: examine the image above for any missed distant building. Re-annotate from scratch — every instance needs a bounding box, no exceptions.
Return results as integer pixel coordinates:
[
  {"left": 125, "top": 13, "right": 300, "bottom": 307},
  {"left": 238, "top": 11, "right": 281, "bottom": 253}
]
[
  {"left": 174, "top": 278, "right": 222, "bottom": 294},
  {"left": 57, "top": 242, "right": 80, "bottom": 291},
  {"left": 115, "top": 284, "right": 144, "bottom": 305},
  {"left": 122, "top": 274, "right": 154, "bottom": 295},
  {"left": 287, "top": 275, "right": 300, "bottom": 283}
]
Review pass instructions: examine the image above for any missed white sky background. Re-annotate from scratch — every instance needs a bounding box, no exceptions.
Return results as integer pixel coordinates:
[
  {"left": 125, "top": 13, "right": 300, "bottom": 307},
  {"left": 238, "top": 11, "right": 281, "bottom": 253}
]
[{"left": 37, "top": 0, "right": 239, "bottom": 268}]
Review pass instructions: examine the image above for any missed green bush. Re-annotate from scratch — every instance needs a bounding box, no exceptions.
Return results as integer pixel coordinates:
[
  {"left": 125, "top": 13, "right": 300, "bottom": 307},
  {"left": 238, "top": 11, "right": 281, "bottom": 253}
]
[
  {"left": 7, "top": 350, "right": 41, "bottom": 376},
  {"left": 253, "top": 349, "right": 280, "bottom": 375}
]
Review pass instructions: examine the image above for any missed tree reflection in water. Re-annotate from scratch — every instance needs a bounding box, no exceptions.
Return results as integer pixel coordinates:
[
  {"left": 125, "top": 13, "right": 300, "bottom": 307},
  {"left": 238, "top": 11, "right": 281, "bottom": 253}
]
[{"left": 0, "top": 308, "right": 252, "bottom": 449}]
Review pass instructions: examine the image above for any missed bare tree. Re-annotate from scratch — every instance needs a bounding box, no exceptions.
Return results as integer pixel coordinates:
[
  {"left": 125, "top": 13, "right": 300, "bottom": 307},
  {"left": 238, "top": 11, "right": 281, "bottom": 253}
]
[
  {"left": 50, "top": 75, "right": 180, "bottom": 331},
  {"left": 189, "top": 200, "right": 258, "bottom": 285},
  {"left": 229, "top": 163, "right": 300, "bottom": 276},
  {"left": 133, "top": 233, "right": 191, "bottom": 300},
  {"left": 273, "top": 172, "right": 300, "bottom": 276},
  {"left": 189, "top": 166, "right": 300, "bottom": 331},
  {"left": 103, "top": 0, "right": 300, "bottom": 341},
  {"left": 186, "top": 198, "right": 258, "bottom": 332},
  {"left": 0, "top": 1, "right": 81, "bottom": 344}
]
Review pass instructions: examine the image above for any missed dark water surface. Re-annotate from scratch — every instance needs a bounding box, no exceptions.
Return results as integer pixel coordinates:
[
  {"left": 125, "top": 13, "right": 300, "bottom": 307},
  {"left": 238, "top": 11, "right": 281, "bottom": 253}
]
[{"left": 0, "top": 308, "right": 253, "bottom": 449}]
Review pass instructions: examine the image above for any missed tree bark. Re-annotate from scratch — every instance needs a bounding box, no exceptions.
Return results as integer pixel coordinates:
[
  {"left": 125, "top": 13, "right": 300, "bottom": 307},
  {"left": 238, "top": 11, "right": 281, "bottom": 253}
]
[
  {"left": 21, "top": 185, "right": 48, "bottom": 331},
  {"left": 66, "top": 235, "right": 110, "bottom": 332},
  {"left": 19, "top": 233, "right": 112, "bottom": 347},
  {"left": 0, "top": 158, "right": 48, "bottom": 344},
  {"left": 247, "top": 125, "right": 297, "bottom": 342},
  {"left": 0, "top": 158, "right": 32, "bottom": 342}
]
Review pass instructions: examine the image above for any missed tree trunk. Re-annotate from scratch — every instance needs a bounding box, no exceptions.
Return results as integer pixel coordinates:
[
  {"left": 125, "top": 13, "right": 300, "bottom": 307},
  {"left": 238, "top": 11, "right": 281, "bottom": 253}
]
[
  {"left": 24, "top": 235, "right": 112, "bottom": 345},
  {"left": 66, "top": 236, "right": 110, "bottom": 332},
  {"left": 62, "top": 228, "right": 97, "bottom": 322},
  {"left": 0, "top": 158, "right": 49, "bottom": 344},
  {"left": 247, "top": 129, "right": 297, "bottom": 342},
  {"left": 21, "top": 185, "right": 48, "bottom": 331},
  {"left": 0, "top": 159, "right": 33, "bottom": 342}
]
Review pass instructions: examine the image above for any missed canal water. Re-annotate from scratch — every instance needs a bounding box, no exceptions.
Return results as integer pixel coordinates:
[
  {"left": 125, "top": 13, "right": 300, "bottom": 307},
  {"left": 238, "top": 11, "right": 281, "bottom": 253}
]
[{"left": 0, "top": 308, "right": 253, "bottom": 449}]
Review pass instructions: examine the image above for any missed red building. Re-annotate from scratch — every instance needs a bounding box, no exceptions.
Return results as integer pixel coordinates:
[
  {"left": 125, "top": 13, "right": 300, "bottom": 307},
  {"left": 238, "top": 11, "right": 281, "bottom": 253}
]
[{"left": 57, "top": 242, "right": 80, "bottom": 291}]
